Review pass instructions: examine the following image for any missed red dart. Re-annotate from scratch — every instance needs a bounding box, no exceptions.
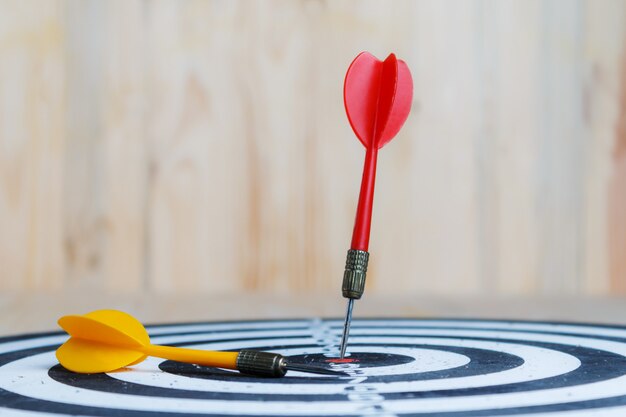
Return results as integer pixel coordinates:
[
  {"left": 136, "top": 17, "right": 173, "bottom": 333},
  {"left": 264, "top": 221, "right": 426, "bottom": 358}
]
[{"left": 339, "top": 52, "right": 413, "bottom": 358}]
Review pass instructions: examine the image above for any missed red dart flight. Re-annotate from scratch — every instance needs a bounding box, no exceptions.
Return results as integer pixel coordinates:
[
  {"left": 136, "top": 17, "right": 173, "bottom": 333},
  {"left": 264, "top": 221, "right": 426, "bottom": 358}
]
[{"left": 339, "top": 52, "right": 413, "bottom": 358}]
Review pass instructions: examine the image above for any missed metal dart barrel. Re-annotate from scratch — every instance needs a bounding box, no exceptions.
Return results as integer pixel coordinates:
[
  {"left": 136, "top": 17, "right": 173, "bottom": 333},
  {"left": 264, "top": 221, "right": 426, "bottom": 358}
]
[
  {"left": 236, "top": 350, "right": 348, "bottom": 377},
  {"left": 236, "top": 350, "right": 287, "bottom": 377},
  {"left": 339, "top": 249, "right": 369, "bottom": 358},
  {"left": 342, "top": 249, "right": 369, "bottom": 299}
]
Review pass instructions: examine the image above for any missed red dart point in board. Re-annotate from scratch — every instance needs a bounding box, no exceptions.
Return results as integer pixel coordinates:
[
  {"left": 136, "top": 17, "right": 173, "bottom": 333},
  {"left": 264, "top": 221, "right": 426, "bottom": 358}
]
[{"left": 339, "top": 52, "right": 413, "bottom": 358}]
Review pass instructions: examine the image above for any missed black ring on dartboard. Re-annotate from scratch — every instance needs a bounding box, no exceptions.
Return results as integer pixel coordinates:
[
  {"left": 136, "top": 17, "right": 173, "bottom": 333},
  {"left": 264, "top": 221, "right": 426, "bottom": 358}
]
[
  {"left": 0, "top": 319, "right": 626, "bottom": 417},
  {"left": 156, "top": 342, "right": 523, "bottom": 385},
  {"left": 46, "top": 341, "right": 523, "bottom": 399}
]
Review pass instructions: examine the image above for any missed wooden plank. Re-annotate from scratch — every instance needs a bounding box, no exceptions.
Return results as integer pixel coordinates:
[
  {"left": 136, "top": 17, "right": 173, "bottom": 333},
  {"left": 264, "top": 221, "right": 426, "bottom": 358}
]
[
  {"left": 145, "top": 1, "right": 248, "bottom": 293},
  {"left": 583, "top": 0, "right": 626, "bottom": 295},
  {"left": 536, "top": 0, "right": 586, "bottom": 295},
  {"left": 382, "top": 0, "right": 482, "bottom": 295},
  {"left": 62, "top": 0, "right": 107, "bottom": 288},
  {"left": 99, "top": 0, "right": 146, "bottom": 292},
  {"left": 0, "top": 1, "right": 65, "bottom": 290},
  {"left": 478, "top": 0, "right": 542, "bottom": 295},
  {"left": 608, "top": 0, "right": 626, "bottom": 294},
  {"left": 63, "top": 0, "right": 146, "bottom": 292}
]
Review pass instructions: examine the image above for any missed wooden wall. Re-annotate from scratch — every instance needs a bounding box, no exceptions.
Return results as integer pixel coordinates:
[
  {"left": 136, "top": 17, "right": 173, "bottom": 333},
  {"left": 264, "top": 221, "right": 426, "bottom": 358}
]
[{"left": 1, "top": 0, "right": 625, "bottom": 297}]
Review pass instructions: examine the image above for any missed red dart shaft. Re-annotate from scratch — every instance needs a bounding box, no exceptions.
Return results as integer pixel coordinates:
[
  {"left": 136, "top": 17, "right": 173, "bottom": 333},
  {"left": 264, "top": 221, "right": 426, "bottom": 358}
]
[{"left": 351, "top": 147, "right": 378, "bottom": 251}]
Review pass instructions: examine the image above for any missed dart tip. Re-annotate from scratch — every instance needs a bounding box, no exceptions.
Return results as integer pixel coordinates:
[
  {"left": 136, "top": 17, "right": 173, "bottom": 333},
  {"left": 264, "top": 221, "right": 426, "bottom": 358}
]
[
  {"left": 339, "top": 298, "right": 355, "bottom": 359},
  {"left": 285, "top": 363, "right": 349, "bottom": 376},
  {"left": 339, "top": 341, "right": 348, "bottom": 359}
]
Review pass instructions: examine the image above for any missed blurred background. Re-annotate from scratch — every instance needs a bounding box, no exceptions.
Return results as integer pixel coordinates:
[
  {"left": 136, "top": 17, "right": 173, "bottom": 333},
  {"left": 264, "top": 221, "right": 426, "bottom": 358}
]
[{"left": 1, "top": 0, "right": 625, "bottom": 333}]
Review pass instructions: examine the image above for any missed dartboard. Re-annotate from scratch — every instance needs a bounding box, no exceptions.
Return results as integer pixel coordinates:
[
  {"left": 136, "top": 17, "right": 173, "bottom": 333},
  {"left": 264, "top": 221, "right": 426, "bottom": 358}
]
[{"left": 2, "top": 318, "right": 626, "bottom": 416}]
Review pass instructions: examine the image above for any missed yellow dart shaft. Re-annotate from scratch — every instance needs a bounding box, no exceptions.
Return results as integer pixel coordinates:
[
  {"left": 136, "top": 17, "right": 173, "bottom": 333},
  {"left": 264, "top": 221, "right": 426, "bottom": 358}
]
[{"left": 143, "top": 345, "right": 239, "bottom": 369}]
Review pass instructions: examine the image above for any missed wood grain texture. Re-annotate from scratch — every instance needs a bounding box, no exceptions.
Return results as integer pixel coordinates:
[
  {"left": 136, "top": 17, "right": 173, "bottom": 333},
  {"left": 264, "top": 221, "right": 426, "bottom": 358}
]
[
  {"left": 585, "top": 0, "right": 626, "bottom": 295},
  {"left": 0, "top": 0, "right": 625, "bottom": 299},
  {"left": 610, "top": 28, "right": 626, "bottom": 294},
  {"left": 0, "top": 1, "right": 65, "bottom": 290}
]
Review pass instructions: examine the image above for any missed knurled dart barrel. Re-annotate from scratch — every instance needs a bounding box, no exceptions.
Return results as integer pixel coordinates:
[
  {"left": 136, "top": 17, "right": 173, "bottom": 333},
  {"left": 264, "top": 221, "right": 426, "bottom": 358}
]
[{"left": 342, "top": 249, "right": 369, "bottom": 299}]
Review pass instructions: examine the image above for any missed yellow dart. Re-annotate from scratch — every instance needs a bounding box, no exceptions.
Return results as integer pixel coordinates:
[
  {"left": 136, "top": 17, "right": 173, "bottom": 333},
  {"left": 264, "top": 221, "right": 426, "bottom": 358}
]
[{"left": 56, "top": 310, "right": 345, "bottom": 377}]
